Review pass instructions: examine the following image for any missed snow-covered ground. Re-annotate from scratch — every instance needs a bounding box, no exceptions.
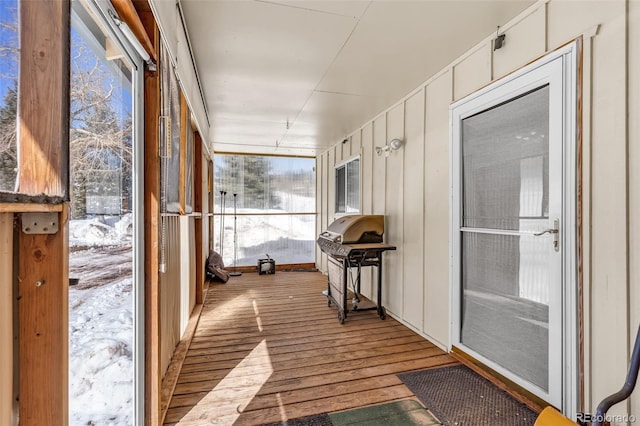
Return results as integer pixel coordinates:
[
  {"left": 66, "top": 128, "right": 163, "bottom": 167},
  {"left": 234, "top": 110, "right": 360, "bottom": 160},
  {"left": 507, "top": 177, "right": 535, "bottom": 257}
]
[
  {"left": 215, "top": 192, "right": 316, "bottom": 267},
  {"left": 69, "top": 216, "right": 133, "bottom": 425}
]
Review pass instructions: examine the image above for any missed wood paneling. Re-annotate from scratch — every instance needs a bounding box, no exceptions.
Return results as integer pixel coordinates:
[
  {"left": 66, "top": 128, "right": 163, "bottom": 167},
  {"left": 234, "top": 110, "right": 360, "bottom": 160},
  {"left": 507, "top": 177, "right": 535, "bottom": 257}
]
[
  {"left": 164, "top": 272, "right": 457, "bottom": 425},
  {"left": 372, "top": 115, "right": 387, "bottom": 216},
  {"left": 360, "top": 123, "right": 373, "bottom": 216},
  {"left": 384, "top": 104, "right": 404, "bottom": 317},
  {"left": 18, "top": 207, "right": 69, "bottom": 425},
  {"left": 350, "top": 130, "right": 361, "bottom": 157},
  {"left": 359, "top": 123, "right": 374, "bottom": 298},
  {"left": 315, "top": 157, "right": 322, "bottom": 269},
  {"left": 0, "top": 213, "right": 13, "bottom": 425},
  {"left": 327, "top": 149, "right": 336, "bottom": 221},
  {"left": 423, "top": 71, "right": 452, "bottom": 348},
  {"left": 179, "top": 94, "right": 188, "bottom": 214},
  {"left": 453, "top": 43, "right": 491, "bottom": 101},
  {"left": 320, "top": 153, "right": 328, "bottom": 273},
  {"left": 18, "top": 1, "right": 69, "bottom": 197},
  {"left": 194, "top": 133, "right": 204, "bottom": 305},
  {"left": 142, "top": 11, "right": 161, "bottom": 424},
  {"left": 402, "top": 90, "right": 425, "bottom": 330}
]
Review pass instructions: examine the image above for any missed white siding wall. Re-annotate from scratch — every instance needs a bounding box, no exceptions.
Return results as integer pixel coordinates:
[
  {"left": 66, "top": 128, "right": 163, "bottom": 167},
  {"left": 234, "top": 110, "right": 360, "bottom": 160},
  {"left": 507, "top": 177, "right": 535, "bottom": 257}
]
[
  {"left": 316, "top": 1, "right": 638, "bottom": 420},
  {"left": 403, "top": 90, "right": 425, "bottom": 331}
]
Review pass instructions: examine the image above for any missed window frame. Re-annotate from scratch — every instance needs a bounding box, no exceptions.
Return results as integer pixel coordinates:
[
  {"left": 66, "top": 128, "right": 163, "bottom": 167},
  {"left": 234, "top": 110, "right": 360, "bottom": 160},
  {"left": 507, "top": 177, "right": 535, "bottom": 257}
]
[{"left": 334, "top": 154, "right": 360, "bottom": 215}]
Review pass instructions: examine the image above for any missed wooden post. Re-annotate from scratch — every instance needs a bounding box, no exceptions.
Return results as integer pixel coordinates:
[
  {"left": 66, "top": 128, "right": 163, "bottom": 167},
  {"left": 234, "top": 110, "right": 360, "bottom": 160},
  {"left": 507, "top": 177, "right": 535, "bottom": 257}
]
[
  {"left": 179, "top": 93, "right": 188, "bottom": 214},
  {"left": 17, "top": 2, "right": 70, "bottom": 425},
  {"left": 194, "top": 132, "right": 204, "bottom": 304},
  {"left": 141, "top": 10, "right": 161, "bottom": 426},
  {"left": 208, "top": 161, "right": 214, "bottom": 252},
  {"left": 18, "top": 207, "right": 69, "bottom": 425},
  {"left": 0, "top": 213, "right": 13, "bottom": 425},
  {"left": 18, "top": 1, "right": 70, "bottom": 198}
]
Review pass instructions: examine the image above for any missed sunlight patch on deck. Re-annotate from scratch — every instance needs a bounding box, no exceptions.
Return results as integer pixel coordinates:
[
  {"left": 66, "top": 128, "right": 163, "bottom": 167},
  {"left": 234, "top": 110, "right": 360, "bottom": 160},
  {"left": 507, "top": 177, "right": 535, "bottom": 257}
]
[{"left": 174, "top": 339, "right": 273, "bottom": 424}]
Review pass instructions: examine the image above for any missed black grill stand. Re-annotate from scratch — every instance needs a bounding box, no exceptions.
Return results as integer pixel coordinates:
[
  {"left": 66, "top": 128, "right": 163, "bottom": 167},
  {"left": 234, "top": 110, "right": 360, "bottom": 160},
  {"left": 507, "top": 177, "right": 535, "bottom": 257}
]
[{"left": 326, "top": 245, "right": 395, "bottom": 324}]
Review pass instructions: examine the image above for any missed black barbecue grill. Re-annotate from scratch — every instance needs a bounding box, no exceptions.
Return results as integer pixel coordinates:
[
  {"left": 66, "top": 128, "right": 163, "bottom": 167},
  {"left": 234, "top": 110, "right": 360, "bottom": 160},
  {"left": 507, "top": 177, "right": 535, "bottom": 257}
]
[{"left": 317, "top": 215, "right": 396, "bottom": 323}]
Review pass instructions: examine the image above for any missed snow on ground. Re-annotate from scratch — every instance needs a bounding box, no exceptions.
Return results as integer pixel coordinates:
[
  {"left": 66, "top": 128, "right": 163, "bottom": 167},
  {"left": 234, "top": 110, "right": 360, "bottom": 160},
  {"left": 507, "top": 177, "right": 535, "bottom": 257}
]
[
  {"left": 69, "top": 215, "right": 133, "bottom": 425},
  {"left": 69, "top": 214, "right": 132, "bottom": 249},
  {"left": 215, "top": 192, "right": 316, "bottom": 266},
  {"left": 69, "top": 276, "right": 133, "bottom": 425}
]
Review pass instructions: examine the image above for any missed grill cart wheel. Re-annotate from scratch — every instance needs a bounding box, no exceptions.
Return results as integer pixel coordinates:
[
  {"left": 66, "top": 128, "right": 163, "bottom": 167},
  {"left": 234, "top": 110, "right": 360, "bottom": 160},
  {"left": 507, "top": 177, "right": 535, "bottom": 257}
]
[
  {"left": 379, "top": 306, "right": 387, "bottom": 320},
  {"left": 338, "top": 311, "right": 345, "bottom": 324}
]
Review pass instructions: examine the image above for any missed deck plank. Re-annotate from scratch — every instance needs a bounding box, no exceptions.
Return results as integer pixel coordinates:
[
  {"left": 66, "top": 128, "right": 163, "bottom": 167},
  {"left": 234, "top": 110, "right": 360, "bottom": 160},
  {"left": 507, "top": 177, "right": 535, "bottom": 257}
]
[{"left": 164, "top": 271, "right": 457, "bottom": 425}]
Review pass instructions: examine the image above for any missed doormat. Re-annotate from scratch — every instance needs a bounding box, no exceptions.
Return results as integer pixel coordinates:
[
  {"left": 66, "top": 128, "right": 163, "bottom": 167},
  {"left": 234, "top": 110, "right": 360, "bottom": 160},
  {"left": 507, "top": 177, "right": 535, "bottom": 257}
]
[
  {"left": 398, "top": 365, "right": 538, "bottom": 426},
  {"left": 329, "top": 399, "right": 439, "bottom": 425},
  {"left": 261, "top": 413, "right": 332, "bottom": 426}
]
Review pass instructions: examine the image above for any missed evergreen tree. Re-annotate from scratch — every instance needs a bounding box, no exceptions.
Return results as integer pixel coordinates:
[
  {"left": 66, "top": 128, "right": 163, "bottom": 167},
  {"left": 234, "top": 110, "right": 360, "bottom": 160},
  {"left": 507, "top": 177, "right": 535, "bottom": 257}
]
[
  {"left": 215, "top": 155, "right": 280, "bottom": 210},
  {"left": 0, "top": 81, "right": 17, "bottom": 192}
]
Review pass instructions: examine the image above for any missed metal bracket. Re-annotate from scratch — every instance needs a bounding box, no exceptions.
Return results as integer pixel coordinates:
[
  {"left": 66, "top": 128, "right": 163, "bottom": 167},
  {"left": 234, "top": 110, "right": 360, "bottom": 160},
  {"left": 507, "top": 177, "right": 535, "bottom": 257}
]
[{"left": 22, "top": 212, "right": 58, "bottom": 234}]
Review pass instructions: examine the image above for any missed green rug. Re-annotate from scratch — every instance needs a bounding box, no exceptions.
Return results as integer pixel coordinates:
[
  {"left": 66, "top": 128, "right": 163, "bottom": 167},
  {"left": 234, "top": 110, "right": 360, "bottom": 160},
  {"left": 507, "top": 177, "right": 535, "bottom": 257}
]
[{"left": 329, "top": 399, "right": 439, "bottom": 426}]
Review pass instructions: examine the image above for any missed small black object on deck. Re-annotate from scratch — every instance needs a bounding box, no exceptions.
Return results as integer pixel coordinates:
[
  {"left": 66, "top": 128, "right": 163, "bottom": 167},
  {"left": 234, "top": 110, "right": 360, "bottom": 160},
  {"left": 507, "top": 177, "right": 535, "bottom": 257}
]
[{"left": 258, "top": 255, "right": 275, "bottom": 275}]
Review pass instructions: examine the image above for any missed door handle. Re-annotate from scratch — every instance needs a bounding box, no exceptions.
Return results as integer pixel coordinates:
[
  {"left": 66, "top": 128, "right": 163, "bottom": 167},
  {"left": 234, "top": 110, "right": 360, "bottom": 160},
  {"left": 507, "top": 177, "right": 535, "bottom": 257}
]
[
  {"left": 533, "top": 228, "right": 558, "bottom": 236},
  {"left": 534, "top": 219, "right": 560, "bottom": 252}
]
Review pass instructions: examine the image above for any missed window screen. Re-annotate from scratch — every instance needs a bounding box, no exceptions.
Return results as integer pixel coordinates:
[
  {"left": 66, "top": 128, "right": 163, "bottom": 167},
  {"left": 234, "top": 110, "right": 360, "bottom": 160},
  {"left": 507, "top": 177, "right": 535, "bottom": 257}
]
[{"left": 213, "top": 154, "right": 316, "bottom": 266}]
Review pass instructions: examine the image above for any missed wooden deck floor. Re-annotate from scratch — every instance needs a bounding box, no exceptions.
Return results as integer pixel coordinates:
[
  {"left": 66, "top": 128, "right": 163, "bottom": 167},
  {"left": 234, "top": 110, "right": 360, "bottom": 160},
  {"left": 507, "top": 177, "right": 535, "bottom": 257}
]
[{"left": 164, "top": 271, "right": 458, "bottom": 425}]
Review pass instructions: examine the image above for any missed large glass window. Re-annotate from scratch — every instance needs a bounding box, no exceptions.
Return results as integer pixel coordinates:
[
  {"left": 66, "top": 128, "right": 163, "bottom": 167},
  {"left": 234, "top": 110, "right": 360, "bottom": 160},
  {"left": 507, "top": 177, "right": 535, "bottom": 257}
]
[
  {"left": 213, "top": 154, "right": 316, "bottom": 266},
  {"left": 68, "top": 2, "right": 140, "bottom": 424},
  {"left": 0, "top": 1, "right": 18, "bottom": 192},
  {"left": 335, "top": 156, "right": 360, "bottom": 214}
]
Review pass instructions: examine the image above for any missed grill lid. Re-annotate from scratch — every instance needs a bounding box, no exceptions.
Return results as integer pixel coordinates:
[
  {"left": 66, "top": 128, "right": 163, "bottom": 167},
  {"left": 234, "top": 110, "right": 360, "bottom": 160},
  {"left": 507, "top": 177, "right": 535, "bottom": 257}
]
[{"left": 319, "top": 215, "right": 384, "bottom": 244}]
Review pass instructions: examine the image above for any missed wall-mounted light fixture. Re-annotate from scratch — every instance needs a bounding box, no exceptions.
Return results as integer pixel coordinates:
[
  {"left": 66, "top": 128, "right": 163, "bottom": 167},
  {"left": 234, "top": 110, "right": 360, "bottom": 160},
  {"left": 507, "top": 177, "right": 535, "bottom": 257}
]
[{"left": 375, "top": 138, "right": 403, "bottom": 157}]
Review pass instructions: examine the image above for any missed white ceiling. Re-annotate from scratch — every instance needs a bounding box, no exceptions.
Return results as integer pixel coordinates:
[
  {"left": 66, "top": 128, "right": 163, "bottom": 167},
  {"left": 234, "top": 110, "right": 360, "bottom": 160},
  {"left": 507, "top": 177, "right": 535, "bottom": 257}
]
[{"left": 180, "top": 0, "right": 535, "bottom": 156}]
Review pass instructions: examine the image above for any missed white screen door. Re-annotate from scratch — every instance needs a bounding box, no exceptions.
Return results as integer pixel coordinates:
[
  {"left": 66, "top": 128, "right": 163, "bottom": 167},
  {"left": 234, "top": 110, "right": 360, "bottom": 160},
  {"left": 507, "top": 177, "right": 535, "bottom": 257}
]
[{"left": 451, "top": 45, "right": 578, "bottom": 410}]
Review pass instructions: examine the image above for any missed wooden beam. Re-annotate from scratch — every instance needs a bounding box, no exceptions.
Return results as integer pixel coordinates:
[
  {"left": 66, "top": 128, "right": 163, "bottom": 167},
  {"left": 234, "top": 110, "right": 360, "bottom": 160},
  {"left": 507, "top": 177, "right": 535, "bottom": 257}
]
[
  {"left": 111, "top": 0, "right": 157, "bottom": 62},
  {"left": 18, "top": 206, "right": 69, "bottom": 425},
  {"left": 0, "top": 192, "right": 65, "bottom": 205},
  {"left": 16, "top": 2, "right": 70, "bottom": 424},
  {"left": 208, "top": 161, "right": 214, "bottom": 252},
  {"left": 179, "top": 93, "right": 188, "bottom": 214},
  {"left": 0, "top": 213, "right": 13, "bottom": 426},
  {"left": 194, "top": 133, "right": 204, "bottom": 304},
  {"left": 0, "top": 203, "right": 63, "bottom": 213},
  {"left": 141, "top": 9, "right": 161, "bottom": 426},
  {"left": 18, "top": 1, "right": 70, "bottom": 198}
]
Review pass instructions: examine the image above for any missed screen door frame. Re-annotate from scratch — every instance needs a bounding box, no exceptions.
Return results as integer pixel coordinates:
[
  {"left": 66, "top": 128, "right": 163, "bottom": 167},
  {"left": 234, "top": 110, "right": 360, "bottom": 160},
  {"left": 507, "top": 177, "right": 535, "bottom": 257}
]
[{"left": 449, "top": 41, "right": 579, "bottom": 415}]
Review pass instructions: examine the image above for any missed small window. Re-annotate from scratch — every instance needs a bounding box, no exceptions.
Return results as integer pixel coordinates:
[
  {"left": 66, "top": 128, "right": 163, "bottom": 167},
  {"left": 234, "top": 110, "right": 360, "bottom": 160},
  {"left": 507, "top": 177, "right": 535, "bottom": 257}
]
[{"left": 335, "top": 156, "right": 359, "bottom": 214}]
